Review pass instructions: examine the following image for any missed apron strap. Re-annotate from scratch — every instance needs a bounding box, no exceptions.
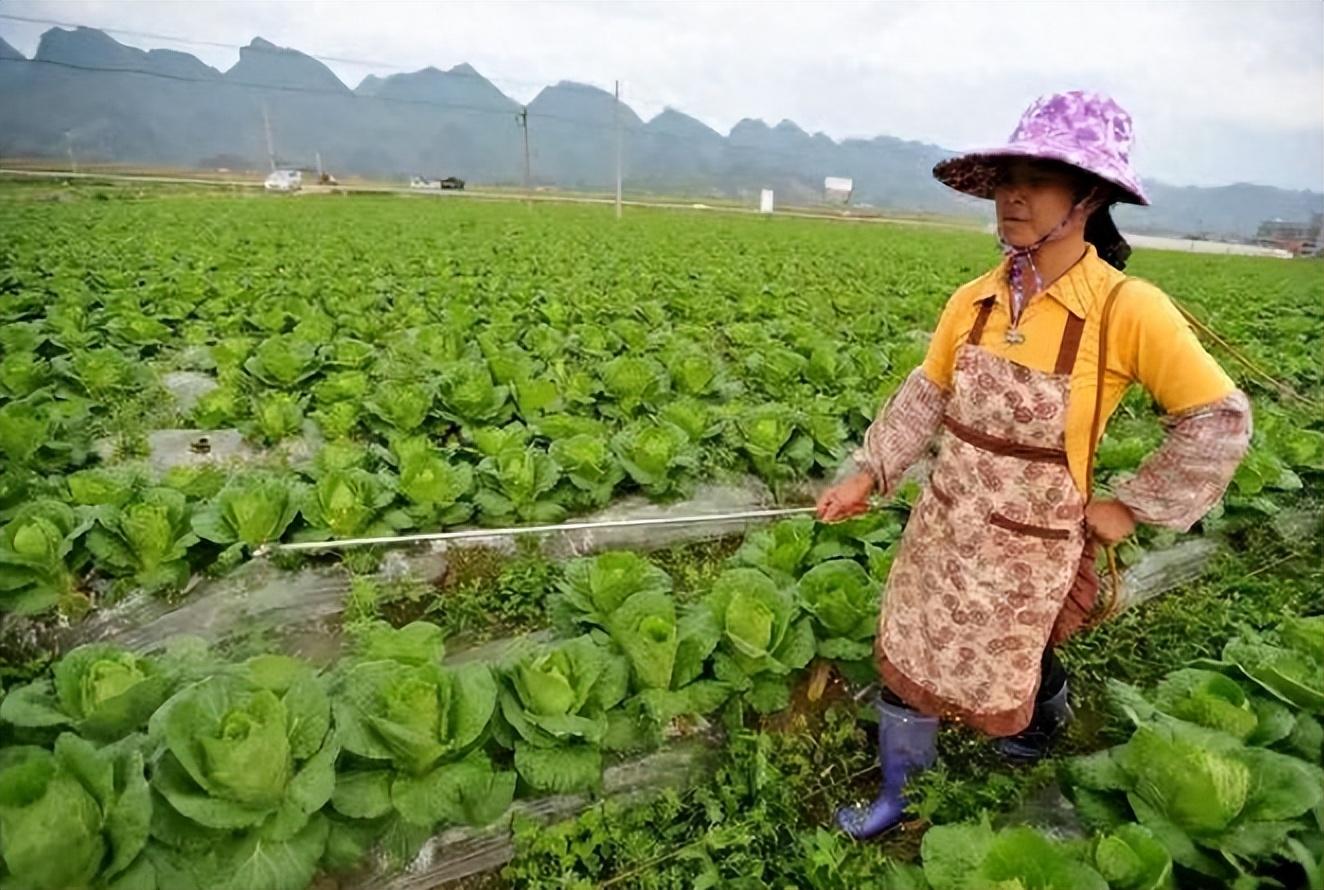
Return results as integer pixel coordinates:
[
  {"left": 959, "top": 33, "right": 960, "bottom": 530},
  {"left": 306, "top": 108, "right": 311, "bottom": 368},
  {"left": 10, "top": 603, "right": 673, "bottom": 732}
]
[
  {"left": 1053, "top": 313, "right": 1086, "bottom": 375},
  {"left": 1084, "top": 278, "right": 1130, "bottom": 498},
  {"left": 967, "top": 297, "right": 996, "bottom": 345}
]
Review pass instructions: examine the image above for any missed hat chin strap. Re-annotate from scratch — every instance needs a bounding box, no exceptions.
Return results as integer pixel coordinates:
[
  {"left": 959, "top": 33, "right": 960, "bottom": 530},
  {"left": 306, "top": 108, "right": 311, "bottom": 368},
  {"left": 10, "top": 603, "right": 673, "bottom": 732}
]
[{"left": 998, "top": 189, "right": 1104, "bottom": 324}]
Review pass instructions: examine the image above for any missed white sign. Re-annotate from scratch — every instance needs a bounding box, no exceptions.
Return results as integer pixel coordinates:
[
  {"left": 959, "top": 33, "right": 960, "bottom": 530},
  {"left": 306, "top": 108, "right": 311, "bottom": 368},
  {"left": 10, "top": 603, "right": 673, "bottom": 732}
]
[
  {"left": 759, "top": 189, "right": 775, "bottom": 214},
  {"left": 824, "top": 176, "right": 853, "bottom": 193}
]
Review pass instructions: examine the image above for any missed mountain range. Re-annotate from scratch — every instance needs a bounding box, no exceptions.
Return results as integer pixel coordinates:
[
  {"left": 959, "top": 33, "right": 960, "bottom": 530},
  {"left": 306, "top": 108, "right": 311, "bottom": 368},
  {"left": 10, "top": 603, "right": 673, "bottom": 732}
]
[{"left": 1, "top": 27, "right": 1320, "bottom": 238}]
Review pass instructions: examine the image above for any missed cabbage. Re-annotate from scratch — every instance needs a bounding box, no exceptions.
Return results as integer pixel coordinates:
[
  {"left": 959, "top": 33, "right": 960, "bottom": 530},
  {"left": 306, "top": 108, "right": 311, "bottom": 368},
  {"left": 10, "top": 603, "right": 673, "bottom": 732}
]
[
  {"left": 703, "top": 568, "right": 814, "bottom": 713},
  {"left": 494, "top": 635, "right": 629, "bottom": 793},
  {"left": 0, "top": 735, "right": 151, "bottom": 890}
]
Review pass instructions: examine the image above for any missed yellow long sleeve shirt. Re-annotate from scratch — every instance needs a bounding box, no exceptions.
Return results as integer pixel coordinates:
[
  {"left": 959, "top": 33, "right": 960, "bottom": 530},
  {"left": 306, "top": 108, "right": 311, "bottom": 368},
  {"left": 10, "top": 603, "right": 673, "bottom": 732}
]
[{"left": 919, "top": 244, "right": 1238, "bottom": 494}]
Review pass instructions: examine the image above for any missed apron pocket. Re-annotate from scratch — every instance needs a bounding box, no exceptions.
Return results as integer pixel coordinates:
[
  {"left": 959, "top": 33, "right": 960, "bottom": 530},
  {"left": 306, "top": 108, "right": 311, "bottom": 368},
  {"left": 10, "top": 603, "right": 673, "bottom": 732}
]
[{"left": 988, "top": 512, "right": 1071, "bottom": 540}]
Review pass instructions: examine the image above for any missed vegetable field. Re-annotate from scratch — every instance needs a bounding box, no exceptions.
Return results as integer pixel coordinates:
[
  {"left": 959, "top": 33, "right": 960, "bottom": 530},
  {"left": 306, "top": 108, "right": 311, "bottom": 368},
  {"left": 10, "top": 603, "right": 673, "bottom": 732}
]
[{"left": 0, "top": 183, "right": 1320, "bottom": 890}]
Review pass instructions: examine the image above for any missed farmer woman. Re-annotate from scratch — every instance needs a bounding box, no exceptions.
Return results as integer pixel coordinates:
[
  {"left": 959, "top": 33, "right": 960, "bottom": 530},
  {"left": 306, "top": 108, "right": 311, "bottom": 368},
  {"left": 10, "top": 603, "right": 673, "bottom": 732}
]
[{"left": 819, "top": 92, "right": 1252, "bottom": 840}]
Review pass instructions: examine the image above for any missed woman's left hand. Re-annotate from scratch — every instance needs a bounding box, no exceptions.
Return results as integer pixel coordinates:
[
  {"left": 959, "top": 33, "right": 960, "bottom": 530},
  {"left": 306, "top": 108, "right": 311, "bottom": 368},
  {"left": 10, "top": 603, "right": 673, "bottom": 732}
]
[{"left": 1084, "top": 498, "right": 1137, "bottom": 546}]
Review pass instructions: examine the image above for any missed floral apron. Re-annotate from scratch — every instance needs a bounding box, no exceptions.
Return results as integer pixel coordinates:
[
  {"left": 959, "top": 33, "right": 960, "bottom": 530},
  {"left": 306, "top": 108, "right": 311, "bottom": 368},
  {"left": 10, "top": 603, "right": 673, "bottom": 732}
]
[{"left": 875, "top": 298, "right": 1089, "bottom": 736}]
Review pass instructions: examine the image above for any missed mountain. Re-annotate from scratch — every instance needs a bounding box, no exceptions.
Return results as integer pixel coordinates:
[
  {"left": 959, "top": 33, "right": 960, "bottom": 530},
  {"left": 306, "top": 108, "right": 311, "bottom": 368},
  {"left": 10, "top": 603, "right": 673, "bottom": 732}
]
[
  {"left": 1, "top": 26, "right": 1319, "bottom": 237},
  {"left": 527, "top": 81, "right": 644, "bottom": 189},
  {"left": 1117, "top": 181, "right": 1324, "bottom": 239},
  {"left": 226, "top": 37, "right": 346, "bottom": 92}
]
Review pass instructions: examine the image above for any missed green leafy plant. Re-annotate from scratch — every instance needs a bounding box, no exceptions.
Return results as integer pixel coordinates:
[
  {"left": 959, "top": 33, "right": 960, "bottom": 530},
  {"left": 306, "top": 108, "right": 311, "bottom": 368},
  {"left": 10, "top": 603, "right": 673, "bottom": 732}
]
[
  {"left": 731, "top": 515, "right": 816, "bottom": 586},
  {"left": 549, "top": 551, "right": 674, "bottom": 633},
  {"left": 435, "top": 360, "right": 512, "bottom": 426},
  {"left": 66, "top": 467, "right": 146, "bottom": 508},
  {"left": 603, "top": 590, "right": 729, "bottom": 730},
  {"left": 328, "top": 623, "right": 514, "bottom": 867},
  {"left": 364, "top": 381, "right": 434, "bottom": 434},
  {"left": 0, "top": 499, "right": 90, "bottom": 614},
  {"left": 190, "top": 383, "right": 244, "bottom": 429},
  {"left": 1063, "top": 680, "right": 1324, "bottom": 881},
  {"left": 1091, "top": 823, "right": 1175, "bottom": 890},
  {"left": 1213, "top": 617, "right": 1324, "bottom": 713},
  {"left": 243, "top": 335, "right": 323, "bottom": 388},
  {"left": 296, "top": 468, "right": 408, "bottom": 541},
  {"left": 611, "top": 420, "right": 697, "bottom": 498},
  {"left": 494, "top": 635, "right": 630, "bottom": 793},
  {"left": 388, "top": 437, "right": 474, "bottom": 528},
  {"left": 146, "top": 656, "right": 339, "bottom": 890},
  {"left": 192, "top": 475, "right": 303, "bottom": 558},
  {"left": 0, "top": 734, "right": 152, "bottom": 890},
  {"left": 795, "top": 559, "right": 878, "bottom": 667},
  {"left": 599, "top": 356, "right": 669, "bottom": 417},
  {"left": 243, "top": 391, "right": 306, "bottom": 445},
  {"left": 920, "top": 818, "right": 1110, "bottom": 890},
  {"left": 84, "top": 487, "right": 198, "bottom": 593},
  {"left": 703, "top": 568, "right": 814, "bottom": 713},
  {"left": 549, "top": 434, "right": 625, "bottom": 509},
  {"left": 736, "top": 403, "right": 814, "bottom": 486},
  {"left": 473, "top": 447, "right": 565, "bottom": 525}
]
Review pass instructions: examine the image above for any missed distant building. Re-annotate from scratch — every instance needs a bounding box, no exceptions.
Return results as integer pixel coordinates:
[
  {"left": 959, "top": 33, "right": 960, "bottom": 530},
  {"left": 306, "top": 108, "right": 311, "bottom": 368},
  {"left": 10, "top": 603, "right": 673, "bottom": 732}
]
[
  {"left": 1255, "top": 213, "right": 1322, "bottom": 256},
  {"left": 824, "top": 176, "right": 853, "bottom": 204}
]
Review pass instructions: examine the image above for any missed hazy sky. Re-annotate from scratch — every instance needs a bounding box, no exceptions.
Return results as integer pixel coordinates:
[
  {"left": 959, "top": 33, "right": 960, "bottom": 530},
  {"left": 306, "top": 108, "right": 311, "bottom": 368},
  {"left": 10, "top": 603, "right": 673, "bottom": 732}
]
[{"left": 2, "top": 0, "right": 1321, "bottom": 191}]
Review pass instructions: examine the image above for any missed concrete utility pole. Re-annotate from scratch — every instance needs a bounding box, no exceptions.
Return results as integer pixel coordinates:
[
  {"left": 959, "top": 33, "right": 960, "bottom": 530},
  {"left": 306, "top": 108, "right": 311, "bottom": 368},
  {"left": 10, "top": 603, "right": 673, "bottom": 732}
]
[
  {"left": 262, "top": 103, "right": 276, "bottom": 172},
  {"left": 517, "top": 106, "right": 531, "bottom": 207},
  {"left": 614, "top": 80, "right": 622, "bottom": 219}
]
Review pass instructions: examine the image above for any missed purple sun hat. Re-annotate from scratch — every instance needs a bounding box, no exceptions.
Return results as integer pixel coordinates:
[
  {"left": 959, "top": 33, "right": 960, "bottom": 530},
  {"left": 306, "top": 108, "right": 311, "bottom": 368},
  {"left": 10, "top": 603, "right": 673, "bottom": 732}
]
[{"left": 933, "top": 91, "right": 1150, "bottom": 206}]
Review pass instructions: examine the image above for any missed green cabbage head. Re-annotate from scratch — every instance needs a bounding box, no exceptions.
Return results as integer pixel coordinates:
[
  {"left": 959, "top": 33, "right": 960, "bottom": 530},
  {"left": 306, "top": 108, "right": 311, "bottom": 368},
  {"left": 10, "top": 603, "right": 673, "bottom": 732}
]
[
  {"left": 703, "top": 568, "right": 814, "bottom": 713},
  {"left": 796, "top": 559, "right": 878, "bottom": 662},
  {"left": 0, "top": 734, "right": 151, "bottom": 890},
  {"left": 328, "top": 622, "right": 514, "bottom": 860},
  {"left": 0, "top": 643, "right": 172, "bottom": 741},
  {"left": 496, "top": 635, "right": 629, "bottom": 793},
  {"left": 149, "top": 656, "right": 338, "bottom": 837}
]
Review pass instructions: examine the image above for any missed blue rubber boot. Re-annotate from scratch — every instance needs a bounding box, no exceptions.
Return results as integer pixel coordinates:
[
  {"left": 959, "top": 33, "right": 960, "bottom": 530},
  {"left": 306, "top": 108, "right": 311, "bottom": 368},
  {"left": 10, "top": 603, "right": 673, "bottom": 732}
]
[
  {"left": 996, "top": 681, "right": 1073, "bottom": 763},
  {"left": 836, "top": 698, "right": 939, "bottom": 839}
]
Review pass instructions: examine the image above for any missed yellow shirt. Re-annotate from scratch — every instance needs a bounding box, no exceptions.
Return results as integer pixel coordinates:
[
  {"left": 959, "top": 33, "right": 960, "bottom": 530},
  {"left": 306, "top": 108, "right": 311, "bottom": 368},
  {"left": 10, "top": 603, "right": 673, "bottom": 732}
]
[{"left": 920, "top": 244, "right": 1237, "bottom": 494}]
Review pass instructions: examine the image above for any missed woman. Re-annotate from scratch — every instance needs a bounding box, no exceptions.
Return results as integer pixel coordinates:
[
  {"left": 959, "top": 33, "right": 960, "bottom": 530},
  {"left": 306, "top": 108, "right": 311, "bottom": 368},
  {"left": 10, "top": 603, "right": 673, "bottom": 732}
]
[{"left": 819, "top": 92, "right": 1252, "bottom": 840}]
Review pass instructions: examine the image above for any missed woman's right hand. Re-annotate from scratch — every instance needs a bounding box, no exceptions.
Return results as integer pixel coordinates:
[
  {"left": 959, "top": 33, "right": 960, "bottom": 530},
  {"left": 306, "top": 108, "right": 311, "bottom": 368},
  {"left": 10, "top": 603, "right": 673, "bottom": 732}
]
[{"left": 816, "top": 472, "right": 876, "bottom": 522}]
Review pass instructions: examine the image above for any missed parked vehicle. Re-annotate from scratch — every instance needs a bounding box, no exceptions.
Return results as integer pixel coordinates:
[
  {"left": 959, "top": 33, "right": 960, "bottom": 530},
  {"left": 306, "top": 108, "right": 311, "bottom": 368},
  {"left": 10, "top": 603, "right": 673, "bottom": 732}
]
[{"left": 264, "top": 169, "right": 303, "bottom": 192}]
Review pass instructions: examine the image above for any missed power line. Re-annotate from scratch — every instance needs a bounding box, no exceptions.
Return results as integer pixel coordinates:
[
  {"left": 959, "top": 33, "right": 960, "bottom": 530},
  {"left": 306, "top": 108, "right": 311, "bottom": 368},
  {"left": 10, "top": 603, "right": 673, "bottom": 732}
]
[
  {"left": 0, "top": 55, "right": 862, "bottom": 172},
  {"left": 0, "top": 56, "right": 586, "bottom": 128},
  {"left": 0, "top": 11, "right": 652, "bottom": 103},
  {"left": 0, "top": 14, "right": 832, "bottom": 165}
]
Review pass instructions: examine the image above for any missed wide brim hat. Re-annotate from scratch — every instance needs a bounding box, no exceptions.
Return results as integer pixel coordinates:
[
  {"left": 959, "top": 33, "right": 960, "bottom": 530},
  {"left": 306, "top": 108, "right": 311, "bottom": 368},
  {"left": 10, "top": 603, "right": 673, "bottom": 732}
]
[{"left": 933, "top": 91, "right": 1150, "bottom": 206}]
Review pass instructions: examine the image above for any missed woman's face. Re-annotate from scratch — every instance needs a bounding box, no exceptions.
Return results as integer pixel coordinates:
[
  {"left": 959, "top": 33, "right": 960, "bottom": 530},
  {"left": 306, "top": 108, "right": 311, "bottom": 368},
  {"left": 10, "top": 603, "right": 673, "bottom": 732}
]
[{"left": 993, "top": 159, "right": 1082, "bottom": 248}]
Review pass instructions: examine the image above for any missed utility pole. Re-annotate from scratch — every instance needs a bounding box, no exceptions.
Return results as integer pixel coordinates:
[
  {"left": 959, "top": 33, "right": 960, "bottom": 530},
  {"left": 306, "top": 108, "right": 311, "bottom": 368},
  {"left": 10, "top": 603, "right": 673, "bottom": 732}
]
[
  {"left": 65, "top": 132, "right": 77, "bottom": 174},
  {"left": 614, "top": 80, "right": 622, "bottom": 219},
  {"left": 262, "top": 102, "right": 276, "bottom": 172},
  {"left": 517, "top": 106, "right": 531, "bottom": 207},
  {"left": 315, "top": 151, "right": 324, "bottom": 181}
]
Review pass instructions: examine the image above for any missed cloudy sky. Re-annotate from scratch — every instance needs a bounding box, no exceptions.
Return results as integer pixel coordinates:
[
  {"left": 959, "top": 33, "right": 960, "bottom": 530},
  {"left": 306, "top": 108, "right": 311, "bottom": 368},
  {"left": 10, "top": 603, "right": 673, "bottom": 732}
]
[{"left": 2, "top": 0, "right": 1321, "bottom": 191}]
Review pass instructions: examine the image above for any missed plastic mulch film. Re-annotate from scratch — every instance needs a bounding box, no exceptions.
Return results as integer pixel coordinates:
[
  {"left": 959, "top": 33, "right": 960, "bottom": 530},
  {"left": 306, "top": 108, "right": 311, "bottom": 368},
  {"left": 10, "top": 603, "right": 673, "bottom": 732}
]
[
  {"left": 64, "top": 477, "right": 792, "bottom": 661},
  {"left": 1103, "top": 536, "right": 1222, "bottom": 614},
  {"left": 993, "top": 784, "right": 1089, "bottom": 841},
  {"left": 336, "top": 734, "right": 721, "bottom": 889}
]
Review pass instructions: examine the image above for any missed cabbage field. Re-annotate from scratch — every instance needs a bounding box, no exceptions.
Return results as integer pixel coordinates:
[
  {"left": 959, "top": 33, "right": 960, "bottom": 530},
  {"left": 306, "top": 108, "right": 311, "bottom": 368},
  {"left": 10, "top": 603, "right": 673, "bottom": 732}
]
[{"left": 0, "top": 182, "right": 1321, "bottom": 890}]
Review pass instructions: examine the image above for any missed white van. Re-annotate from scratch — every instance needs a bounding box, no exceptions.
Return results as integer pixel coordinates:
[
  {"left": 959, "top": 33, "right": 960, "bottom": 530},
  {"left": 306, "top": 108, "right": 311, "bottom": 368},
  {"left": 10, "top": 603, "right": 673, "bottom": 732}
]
[{"left": 264, "top": 170, "right": 303, "bottom": 192}]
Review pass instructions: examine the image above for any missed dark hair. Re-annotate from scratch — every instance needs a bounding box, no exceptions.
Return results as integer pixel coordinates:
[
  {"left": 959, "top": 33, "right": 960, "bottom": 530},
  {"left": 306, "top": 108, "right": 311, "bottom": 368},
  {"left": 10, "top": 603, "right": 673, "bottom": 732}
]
[
  {"left": 1071, "top": 173, "right": 1131, "bottom": 271},
  {"left": 1085, "top": 205, "right": 1131, "bottom": 271}
]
